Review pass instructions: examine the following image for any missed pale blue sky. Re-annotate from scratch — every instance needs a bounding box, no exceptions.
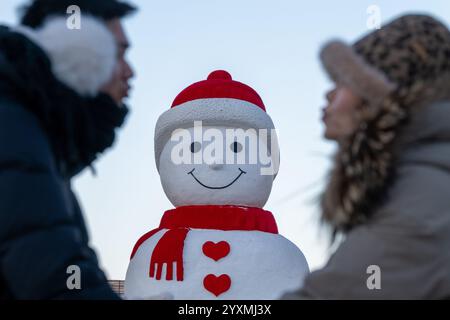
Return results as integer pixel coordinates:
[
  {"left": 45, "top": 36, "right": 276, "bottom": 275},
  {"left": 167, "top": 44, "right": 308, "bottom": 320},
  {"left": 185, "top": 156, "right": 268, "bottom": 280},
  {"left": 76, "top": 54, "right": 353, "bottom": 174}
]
[{"left": 1, "top": 0, "right": 449, "bottom": 280}]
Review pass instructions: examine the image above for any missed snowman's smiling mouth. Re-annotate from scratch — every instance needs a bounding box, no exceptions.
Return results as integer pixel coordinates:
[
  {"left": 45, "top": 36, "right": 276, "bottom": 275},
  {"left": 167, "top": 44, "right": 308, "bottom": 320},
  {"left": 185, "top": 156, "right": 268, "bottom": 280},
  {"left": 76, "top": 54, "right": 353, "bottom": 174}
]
[{"left": 187, "top": 168, "right": 247, "bottom": 190}]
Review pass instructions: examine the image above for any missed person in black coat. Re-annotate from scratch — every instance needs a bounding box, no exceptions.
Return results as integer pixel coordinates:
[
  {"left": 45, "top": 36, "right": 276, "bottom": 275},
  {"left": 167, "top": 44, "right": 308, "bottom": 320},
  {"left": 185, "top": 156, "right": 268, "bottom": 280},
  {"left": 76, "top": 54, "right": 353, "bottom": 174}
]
[{"left": 0, "top": 0, "right": 136, "bottom": 299}]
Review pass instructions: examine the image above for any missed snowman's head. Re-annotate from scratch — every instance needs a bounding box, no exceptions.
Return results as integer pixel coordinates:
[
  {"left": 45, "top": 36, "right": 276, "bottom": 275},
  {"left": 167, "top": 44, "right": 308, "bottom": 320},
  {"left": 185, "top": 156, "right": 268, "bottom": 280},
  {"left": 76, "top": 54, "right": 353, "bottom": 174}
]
[
  {"left": 158, "top": 124, "right": 278, "bottom": 207},
  {"left": 155, "top": 70, "right": 279, "bottom": 208}
]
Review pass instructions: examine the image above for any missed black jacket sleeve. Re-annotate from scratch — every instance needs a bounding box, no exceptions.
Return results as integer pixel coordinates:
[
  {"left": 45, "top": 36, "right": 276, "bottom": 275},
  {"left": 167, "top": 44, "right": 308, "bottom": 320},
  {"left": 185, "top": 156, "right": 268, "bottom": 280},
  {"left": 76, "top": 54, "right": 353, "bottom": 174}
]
[{"left": 0, "top": 99, "right": 119, "bottom": 299}]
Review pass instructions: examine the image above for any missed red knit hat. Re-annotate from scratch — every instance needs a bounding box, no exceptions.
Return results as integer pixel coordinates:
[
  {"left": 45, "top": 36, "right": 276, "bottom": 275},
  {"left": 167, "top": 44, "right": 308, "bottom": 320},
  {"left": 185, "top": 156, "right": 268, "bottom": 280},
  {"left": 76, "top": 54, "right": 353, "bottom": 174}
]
[
  {"left": 171, "top": 70, "right": 266, "bottom": 110},
  {"left": 154, "top": 70, "right": 276, "bottom": 170}
]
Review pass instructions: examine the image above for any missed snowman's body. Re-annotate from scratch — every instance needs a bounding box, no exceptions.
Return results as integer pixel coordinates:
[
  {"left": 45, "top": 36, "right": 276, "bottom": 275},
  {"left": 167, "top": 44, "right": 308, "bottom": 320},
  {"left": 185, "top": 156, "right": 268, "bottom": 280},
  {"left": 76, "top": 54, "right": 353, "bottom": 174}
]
[{"left": 125, "top": 228, "right": 308, "bottom": 299}]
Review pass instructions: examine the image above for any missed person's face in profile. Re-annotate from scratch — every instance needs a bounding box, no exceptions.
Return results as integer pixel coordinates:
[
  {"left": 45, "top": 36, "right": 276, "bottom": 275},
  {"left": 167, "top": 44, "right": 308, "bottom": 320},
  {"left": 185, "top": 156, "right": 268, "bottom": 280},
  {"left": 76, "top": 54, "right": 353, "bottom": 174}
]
[
  {"left": 101, "top": 18, "right": 134, "bottom": 105},
  {"left": 322, "top": 86, "right": 362, "bottom": 142}
]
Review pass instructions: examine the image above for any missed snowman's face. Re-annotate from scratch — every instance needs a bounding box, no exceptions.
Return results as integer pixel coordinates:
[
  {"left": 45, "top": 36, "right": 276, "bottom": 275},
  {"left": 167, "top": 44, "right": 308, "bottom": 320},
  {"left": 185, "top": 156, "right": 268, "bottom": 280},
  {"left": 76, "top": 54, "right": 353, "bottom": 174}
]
[{"left": 158, "top": 126, "right": 275, "bottom": 208}]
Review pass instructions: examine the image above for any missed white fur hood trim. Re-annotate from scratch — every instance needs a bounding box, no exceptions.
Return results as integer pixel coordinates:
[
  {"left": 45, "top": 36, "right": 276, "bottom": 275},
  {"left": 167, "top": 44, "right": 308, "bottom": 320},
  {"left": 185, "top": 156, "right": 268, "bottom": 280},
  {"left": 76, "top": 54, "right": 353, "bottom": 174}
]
[{"left": 16, "top": 15, "right": 117, "bottom": 96}]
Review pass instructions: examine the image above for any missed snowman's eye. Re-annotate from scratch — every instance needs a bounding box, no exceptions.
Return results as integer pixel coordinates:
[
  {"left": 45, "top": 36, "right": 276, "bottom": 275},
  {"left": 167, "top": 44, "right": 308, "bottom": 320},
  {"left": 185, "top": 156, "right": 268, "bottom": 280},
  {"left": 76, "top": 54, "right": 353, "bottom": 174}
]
[
  {"left": 190, "top": 142, "right": 201, "bottom": 153},
  {"left": 230, "top": 141, "right": 243, "bottom": 153}
]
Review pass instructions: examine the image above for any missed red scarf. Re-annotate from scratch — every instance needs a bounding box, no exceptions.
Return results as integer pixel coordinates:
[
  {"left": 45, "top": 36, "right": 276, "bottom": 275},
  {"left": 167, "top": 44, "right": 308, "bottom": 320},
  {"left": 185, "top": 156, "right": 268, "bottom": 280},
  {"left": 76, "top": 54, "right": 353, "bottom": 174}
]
[{"left": 130, "top": 205, "right": 278, "bottom": 281}]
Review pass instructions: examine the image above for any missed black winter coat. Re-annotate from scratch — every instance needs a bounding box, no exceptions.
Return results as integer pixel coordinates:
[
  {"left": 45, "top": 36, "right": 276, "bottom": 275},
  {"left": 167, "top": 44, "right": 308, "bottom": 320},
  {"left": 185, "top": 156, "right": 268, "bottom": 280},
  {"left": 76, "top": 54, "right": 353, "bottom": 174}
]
[{"left": 0, "top": 27, "right": 127, "bottom": 299}]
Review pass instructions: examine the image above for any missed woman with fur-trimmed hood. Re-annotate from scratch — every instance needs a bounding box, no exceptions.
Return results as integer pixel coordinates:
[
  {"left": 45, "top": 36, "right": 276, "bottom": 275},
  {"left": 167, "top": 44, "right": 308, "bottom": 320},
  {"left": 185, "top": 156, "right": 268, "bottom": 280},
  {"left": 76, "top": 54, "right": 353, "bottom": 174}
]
[{"left": 285, "top": 14, "right": 450, "bottom": 299}]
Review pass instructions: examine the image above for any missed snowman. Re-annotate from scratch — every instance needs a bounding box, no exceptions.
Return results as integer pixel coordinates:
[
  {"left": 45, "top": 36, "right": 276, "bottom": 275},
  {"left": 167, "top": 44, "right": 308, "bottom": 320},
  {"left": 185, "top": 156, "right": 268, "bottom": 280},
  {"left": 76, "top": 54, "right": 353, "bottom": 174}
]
[{"left": 125, "top": 70, "right": 309, "bottom": 299}]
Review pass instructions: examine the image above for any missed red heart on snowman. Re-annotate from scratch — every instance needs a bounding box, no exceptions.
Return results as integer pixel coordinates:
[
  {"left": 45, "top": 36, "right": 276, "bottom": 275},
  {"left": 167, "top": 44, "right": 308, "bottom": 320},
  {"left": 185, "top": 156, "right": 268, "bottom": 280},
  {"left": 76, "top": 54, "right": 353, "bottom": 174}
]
[
  {"left": 202, "top": 241, "right": 230, "bottom": 261},
  {"left": 203, "top": 274, "right": 231, "bottom": 297}
]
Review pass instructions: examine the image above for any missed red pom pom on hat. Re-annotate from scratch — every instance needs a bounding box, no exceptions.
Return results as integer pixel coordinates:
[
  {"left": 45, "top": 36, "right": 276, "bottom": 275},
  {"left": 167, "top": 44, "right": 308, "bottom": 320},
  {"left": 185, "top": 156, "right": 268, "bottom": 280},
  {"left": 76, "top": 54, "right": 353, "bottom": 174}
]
[{"left": 207, "top": 70, "right": 233, "bottom": 80}]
